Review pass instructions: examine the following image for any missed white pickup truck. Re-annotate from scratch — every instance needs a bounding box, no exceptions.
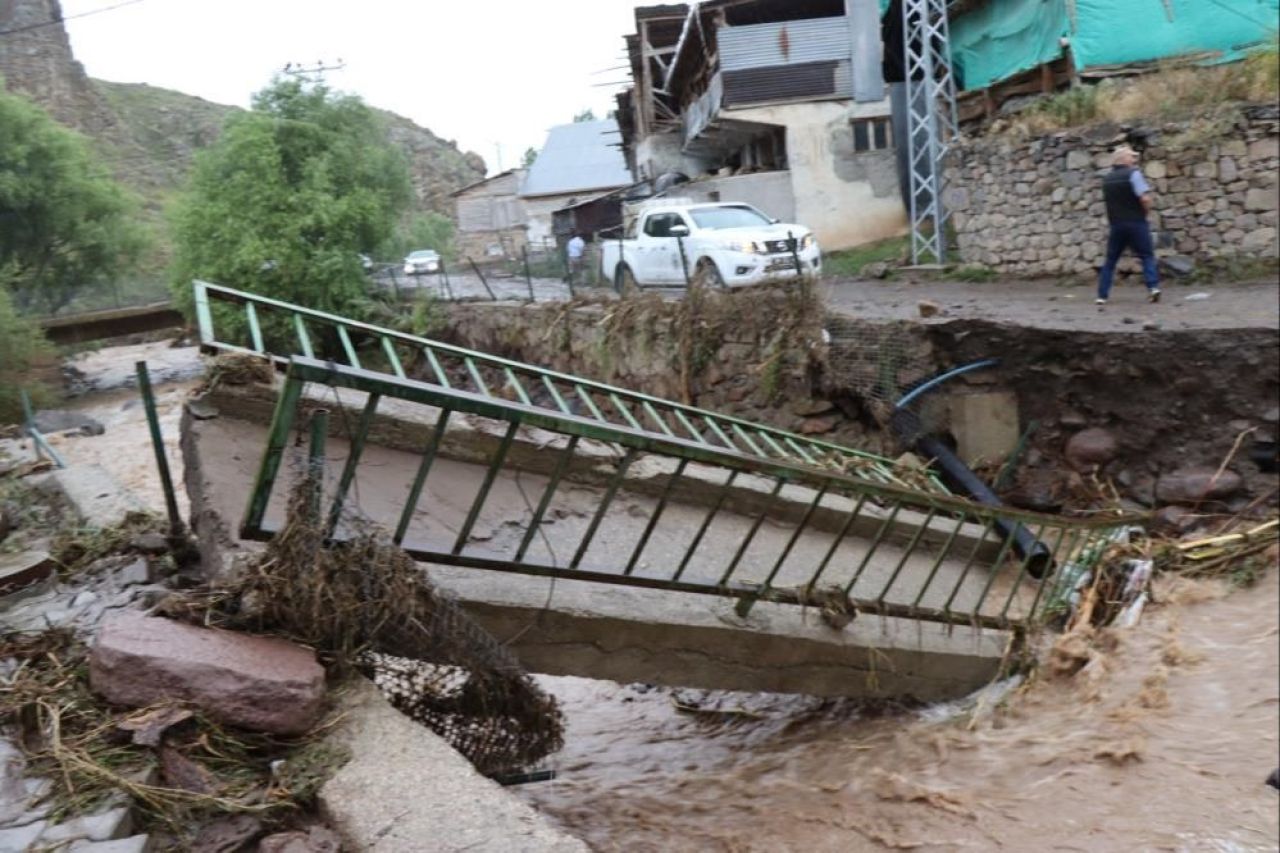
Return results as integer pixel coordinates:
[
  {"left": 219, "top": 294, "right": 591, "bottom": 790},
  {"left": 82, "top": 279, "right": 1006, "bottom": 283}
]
[{"left": 600, "top": 201, "right": 821, "bottom": 290}]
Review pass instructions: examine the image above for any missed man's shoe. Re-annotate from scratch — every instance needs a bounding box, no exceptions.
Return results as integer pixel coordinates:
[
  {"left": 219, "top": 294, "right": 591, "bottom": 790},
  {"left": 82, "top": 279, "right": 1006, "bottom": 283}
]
[
  {"left": 1148, "top": 289, "right": 1162, "bottom": 303},
  {"left": 1096, "top": 298, "right": 1107, "bottom": 306}
]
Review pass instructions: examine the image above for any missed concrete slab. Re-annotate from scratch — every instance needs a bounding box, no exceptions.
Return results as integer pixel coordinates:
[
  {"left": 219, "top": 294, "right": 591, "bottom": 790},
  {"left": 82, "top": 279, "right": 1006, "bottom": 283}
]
[
  {"left": 29, "top": 465, "right": 147, "bottom": 530},
  {"left": 320, "top": 680, "right": 588, "bottom": 853},
  {"left": 184, "top": 411, "right": 1023, "bottom": 701},
  {"left": 949, "top": 390, "right": 1021, "bottom": 466}
]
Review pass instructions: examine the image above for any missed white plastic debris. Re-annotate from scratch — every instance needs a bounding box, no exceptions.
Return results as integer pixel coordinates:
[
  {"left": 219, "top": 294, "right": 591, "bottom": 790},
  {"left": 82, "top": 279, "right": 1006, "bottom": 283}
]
[{"left": 1183, "top": 292, "right": 1211, "bottom": 301}]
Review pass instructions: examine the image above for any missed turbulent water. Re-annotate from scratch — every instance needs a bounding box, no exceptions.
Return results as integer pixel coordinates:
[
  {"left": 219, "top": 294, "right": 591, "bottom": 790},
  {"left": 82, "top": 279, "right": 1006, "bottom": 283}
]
[{"left": 524, "top": 570, "right": 1280, "bottom": 852}]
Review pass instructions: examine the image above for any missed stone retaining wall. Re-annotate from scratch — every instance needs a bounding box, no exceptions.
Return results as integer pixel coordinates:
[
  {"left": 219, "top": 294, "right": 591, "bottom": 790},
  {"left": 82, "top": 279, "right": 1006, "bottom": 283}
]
[{"left": 948, "top": 103, "right": 1280, "bottom": 276}]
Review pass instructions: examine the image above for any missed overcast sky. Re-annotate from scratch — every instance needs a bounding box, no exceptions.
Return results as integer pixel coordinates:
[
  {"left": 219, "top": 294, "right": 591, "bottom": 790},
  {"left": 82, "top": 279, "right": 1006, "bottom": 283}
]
[{"left": 62, "top": 0, "right": 647, "bottom": 174}]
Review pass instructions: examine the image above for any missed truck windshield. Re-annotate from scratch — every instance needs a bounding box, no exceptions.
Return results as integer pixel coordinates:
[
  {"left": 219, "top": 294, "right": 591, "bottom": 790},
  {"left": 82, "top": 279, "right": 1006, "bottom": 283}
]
[{"left": 688, "top": 206, "right": 772, "bottom": 230}]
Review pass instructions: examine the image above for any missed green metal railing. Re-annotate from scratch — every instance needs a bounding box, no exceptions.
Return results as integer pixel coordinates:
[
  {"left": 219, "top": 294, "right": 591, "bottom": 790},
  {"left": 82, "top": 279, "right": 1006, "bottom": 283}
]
[
  {"left": 193, "top": 280, "right": 948, "bottom": 495},
  {"left": 240, "top": 356, "right": 1131, "bottom": 632}
]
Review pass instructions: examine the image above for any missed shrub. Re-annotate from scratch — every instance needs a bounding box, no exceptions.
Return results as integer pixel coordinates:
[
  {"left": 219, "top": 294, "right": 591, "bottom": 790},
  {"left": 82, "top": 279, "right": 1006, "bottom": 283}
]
[{"left": 0, "top": 283, "right": 55, "bottom": 424}]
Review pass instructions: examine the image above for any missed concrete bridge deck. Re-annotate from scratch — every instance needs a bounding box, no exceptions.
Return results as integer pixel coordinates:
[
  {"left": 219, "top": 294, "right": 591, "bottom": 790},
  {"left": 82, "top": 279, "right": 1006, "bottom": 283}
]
[{"left": 182, "top": 388, "right": 1027, "bottom": 702}]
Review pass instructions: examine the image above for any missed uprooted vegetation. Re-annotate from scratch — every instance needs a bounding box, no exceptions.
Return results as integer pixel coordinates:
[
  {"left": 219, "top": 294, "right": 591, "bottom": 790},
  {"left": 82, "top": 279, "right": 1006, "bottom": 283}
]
[
  {"left": 0, "top": 630, "right": 348, "bottom": 839},
  {"left": 174, "top": 473, "right": 565, "bottom": 777},
  {"left": 1, "top": 462, "right": 564, "bottom": 843}
]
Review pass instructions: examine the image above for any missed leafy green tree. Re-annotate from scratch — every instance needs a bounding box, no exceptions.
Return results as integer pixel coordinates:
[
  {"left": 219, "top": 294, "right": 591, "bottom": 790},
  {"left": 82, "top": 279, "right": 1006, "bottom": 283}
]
[
  {"left": 521, "top": 147, "right": 539, "bottom": 168},
  {"left": 0, "top": 273, "right": 55, "bottom": 424},
  {"left": 572, "top": 109, "right": 597, "bottom": 123},
  {"left": 170, "top": 77, "right": 412, "bottom": 322},
  {"left": 0, "top": 85, "right": 145, "bottom": 315},
  {"left": 390, "top": 212, "right": 455, "bottom": 262}
]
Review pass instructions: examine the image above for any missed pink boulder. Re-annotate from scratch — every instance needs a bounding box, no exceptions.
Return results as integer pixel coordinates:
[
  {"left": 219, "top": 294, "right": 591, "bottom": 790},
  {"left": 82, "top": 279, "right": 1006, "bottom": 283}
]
[
  {"left": 1064, "top": 427, "right": 1119, "bottom": 470},
  {"left": 90, "top": 613, "right": 325, "bottom": 736}
]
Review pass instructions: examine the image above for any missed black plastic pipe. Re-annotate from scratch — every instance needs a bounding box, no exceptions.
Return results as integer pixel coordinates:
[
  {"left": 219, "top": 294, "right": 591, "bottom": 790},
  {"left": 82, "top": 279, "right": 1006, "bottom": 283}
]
[{"left": 891, "top": 402, "right": 1054, "bottom": 580}]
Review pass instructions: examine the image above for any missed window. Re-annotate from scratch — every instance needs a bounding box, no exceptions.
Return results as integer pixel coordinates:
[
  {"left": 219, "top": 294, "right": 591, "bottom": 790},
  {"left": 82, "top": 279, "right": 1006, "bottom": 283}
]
[
  {"left": 852, "top": 116, "right": 893, "bottom": 152},
  {"left": 688, "top": 205, "right": 773, "bottom": 230},
  {"left": 643, "top": 213, "right": 689, "bottom": 238}
]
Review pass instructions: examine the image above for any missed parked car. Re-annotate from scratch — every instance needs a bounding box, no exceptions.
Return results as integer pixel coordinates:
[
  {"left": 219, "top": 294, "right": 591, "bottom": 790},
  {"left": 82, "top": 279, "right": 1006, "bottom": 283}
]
[
  {"left": 600, "top": 201, "right": 820, "bottom": 290},
  {"left": 403, "top": 249, "right": 441, "bottom": 275}
]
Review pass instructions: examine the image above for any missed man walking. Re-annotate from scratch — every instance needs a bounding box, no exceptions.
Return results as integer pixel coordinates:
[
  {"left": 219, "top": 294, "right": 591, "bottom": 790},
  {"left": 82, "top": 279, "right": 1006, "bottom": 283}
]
[
  {"left": 1097, "top": 145, "right": 1160, "bottom": 306},
  {"left": 565, "top": 232, "right": 586, "bottom": 286}
]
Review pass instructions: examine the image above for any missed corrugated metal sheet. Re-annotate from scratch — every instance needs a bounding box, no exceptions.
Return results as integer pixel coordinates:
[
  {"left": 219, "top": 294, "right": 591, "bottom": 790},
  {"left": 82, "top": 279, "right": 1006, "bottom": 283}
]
[
  {"left": 684, "top": 72, "right": 724, "bottom": 145},
  {"left": 719, "top": 16, "right": 852, "bottom": 72},
  {"left": 722, "top": 59, "right": 852, "bottom": 106},
  {"left": 520, "top": 120, "right": 633, "bottom": 198}
]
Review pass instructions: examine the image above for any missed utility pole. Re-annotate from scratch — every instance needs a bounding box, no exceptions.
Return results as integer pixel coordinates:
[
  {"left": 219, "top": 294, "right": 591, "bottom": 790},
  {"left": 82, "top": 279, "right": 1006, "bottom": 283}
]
[
  {"left": 282, "top": 59, "right": 346, "bottom": 83},
  {"left": 902, "top": 0, "right": 959, "bottom": 265}
]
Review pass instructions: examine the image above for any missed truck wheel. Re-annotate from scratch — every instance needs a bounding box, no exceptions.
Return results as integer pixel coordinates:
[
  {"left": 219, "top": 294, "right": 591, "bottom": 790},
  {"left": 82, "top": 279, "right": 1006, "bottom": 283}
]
[
  {"left": 693, "top": 260, "right": 726, "bottom": 289},
  {"left": 615, "top": 264, "right": 639, "bottom": 296}
]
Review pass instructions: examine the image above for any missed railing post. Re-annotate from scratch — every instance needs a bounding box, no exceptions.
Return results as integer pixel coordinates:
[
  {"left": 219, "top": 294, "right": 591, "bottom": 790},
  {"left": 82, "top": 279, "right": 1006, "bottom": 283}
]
[
  {"left": 136, "top": 361, "right": 184, "bottom": 536},
  {"left": 468, "top": 257, "right": 497, "bottom": 300},
  {"left": 522, "top": 245, "right": 535, "bottom": 302},
  {"left": 306, "top": 409, "right": 329, "bottom": 525}
]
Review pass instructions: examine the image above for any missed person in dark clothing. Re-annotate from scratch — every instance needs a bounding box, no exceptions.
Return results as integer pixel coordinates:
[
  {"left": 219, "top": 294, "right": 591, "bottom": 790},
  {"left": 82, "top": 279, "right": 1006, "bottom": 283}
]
[{"left": 1097, "top": 145, "right": 1161, "bottom": 306}]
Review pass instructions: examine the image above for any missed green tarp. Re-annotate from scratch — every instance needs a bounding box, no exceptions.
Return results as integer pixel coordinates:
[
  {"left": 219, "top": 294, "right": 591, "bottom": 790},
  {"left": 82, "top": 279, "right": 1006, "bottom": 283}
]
[
  {"left": 1071, "top": 0, "right": 1278, "bottom": 69},
  {"left": 949, "top": 0, "right": 1279, "bottom": 91},
  {"left": 951, "top": 0, "right": 1068, "bottom": 91}
]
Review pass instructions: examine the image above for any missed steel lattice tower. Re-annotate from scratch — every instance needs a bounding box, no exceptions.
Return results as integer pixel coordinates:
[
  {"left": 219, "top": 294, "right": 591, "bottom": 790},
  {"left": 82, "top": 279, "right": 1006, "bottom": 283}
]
[{"left": 902, "top": 0, "right": 960, "bottom": 265}]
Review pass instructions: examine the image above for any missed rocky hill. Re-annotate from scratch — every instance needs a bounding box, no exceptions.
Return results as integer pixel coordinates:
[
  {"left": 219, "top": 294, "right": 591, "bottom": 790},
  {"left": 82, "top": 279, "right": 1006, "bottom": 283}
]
[{"left": 0, "top": 0, "right": 485, "bottom": 219}]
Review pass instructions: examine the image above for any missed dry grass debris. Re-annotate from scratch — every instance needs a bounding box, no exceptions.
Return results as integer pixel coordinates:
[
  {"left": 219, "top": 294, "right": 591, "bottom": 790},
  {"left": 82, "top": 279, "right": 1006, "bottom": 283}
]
[
  {"left": 188, "top": 472, "right": 564, "bottom": 777},
  {"left": 0, "top": 630, "right": 341, "bottom": 840},
  {"left": 996, "top": 45, "right": 1280, "bottom": 138}
]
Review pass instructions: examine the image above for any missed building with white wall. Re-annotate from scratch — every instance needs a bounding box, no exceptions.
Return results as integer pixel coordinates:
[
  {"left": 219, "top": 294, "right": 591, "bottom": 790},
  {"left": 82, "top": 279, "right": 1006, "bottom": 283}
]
[{"left": 617, "top": 0, "right": 906, "bottom": 251}]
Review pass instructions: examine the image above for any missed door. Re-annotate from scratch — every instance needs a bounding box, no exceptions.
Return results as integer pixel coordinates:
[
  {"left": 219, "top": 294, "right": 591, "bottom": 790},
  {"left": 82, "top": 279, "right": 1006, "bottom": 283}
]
[{"left": 636, "top": 213, "right": 690, "bottom": 284}]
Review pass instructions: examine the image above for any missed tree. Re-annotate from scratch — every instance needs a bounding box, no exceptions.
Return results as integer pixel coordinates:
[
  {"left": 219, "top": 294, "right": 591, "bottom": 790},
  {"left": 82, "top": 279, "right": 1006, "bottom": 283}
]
[
  {"left": 170, "top": 77, "right": 412, "bottom": 323},
  {"left": 521, "top": 147, "right": 539, "bottom": 168},
  {"left": 0, "top": 273, "right": 55, "bottom": 423},
  {"left": 572, "top": 109, "right": 597, "bottom": 123},
  {"left": 391, "top": 212, "right": 455, "bottom": 262},
  {"left": 0, "top": 85, "right": 145, "bottom": 315}
]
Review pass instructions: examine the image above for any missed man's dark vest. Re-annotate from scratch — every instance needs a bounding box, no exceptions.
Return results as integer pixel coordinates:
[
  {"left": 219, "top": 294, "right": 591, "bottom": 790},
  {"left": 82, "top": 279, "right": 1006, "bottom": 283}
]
[{"left": 1103, "top": 166, "right": 1146, "bottom": 223}]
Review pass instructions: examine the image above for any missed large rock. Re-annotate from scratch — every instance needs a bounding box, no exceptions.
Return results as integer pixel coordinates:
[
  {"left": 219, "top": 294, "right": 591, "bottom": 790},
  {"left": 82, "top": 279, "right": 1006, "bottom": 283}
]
[
  {"left": 90, "top": 614, "right": 325, "bottom": 736},
  {"left": 1155, "top": 467, "right": 1244, "bottom": 505},
  {"left": 258, "top": 827, "right": 341, "bottom": 853},
  {"left": 1064, "top": 427, "right": 1119, "bottom": 470},
  {"left": 31, "top": 410, "right": 105, "bottom": 436},
  {"left": 320, "top": 680, "right": 587, "bottom": 852},
  {"left": 30, "top": 465, "right": 147, "bottom": 531},
  {"left": 0, "top": 549, "right": 56, "bottom": 596}
]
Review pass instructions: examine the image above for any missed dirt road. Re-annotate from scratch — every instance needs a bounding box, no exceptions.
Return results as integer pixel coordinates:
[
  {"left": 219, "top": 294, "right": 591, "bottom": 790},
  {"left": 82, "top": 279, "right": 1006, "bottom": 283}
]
[{"left": 822, "top": 275, "right": 1278, "bottom": 333}]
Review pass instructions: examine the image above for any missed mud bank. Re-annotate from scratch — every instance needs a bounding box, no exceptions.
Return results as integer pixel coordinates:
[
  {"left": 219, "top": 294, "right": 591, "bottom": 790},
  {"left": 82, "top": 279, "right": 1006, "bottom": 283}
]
[{"left": 432, "top": 291, "right": 1279, "bottom": 511}]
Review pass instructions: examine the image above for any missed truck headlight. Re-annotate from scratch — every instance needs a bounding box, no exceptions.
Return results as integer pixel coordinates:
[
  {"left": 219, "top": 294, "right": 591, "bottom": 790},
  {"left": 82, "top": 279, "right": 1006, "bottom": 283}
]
[
  {"left": 800, "top": 234, "right": 815, "bottom": 250},
  {"left": 724, "top": 240, "right": 762, "bottom": 254}
]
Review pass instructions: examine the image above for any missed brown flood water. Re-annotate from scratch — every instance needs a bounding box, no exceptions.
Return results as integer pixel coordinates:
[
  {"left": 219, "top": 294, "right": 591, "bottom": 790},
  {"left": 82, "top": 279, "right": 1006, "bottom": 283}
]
[{"left": 523, "top": 569, "right": 1280, "bottom": 852}]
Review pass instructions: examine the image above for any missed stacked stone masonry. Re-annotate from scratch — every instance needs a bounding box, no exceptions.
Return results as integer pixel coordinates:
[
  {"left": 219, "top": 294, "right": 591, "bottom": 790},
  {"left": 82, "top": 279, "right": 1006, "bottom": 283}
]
[{"left": 947, "top": 104, "right": 1280, "bottom": 276}]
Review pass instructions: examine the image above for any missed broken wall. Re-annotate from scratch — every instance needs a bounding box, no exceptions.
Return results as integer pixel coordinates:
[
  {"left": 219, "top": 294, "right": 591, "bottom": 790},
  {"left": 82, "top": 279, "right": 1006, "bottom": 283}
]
[
  {"left": 729, "top": 100, "right": 908, "bottom": 250},
  {"left": 675, "top": 170, "right": 797, "bottom": 222},
  {"left": 948, "top": 104, "right": 1280, "bottom": 276}
]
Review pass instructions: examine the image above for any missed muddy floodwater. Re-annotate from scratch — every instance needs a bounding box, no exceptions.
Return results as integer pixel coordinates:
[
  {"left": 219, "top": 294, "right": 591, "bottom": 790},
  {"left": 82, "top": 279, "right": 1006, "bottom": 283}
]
[
  {"left": 40, "top": 341, "right": 1280, "bottom": 851},
  {"left": 523, "top": 570, "right": 1279, "bottom": 852}
]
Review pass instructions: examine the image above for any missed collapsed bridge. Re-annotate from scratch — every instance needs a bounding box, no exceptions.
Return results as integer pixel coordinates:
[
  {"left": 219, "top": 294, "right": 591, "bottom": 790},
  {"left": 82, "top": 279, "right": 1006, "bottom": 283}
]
[{"left": 182, "top": 281, "right": 1131, "bottom": 701}]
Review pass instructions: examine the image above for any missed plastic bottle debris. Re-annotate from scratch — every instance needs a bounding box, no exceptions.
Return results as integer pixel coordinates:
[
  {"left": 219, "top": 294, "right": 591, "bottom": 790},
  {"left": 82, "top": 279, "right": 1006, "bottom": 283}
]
[
  {"left": 1183, "top": 292, "right": 1211, "bottom": 302},
  {"left": 1116, "top": 591, "right": 1148, "bottom": 628}
]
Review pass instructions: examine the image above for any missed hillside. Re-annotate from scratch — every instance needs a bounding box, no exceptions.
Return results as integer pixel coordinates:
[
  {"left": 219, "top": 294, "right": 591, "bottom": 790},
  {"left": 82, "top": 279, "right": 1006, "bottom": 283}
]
[
  {"left": 91, "top": 80, "right": 488, "bottom": 218},
  {"left": 0, "top": 0, "right": 486, "bottom": 221}
]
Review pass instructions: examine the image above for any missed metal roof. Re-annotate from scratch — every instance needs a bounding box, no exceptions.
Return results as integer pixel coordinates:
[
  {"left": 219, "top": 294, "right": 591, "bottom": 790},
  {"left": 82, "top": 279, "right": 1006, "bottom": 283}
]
[
  {"left": 520, "top": 120, "right": 634, "bottom": 198},
  {"left": 450, "top": 168, "right": 524, "bottom": 198}
]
